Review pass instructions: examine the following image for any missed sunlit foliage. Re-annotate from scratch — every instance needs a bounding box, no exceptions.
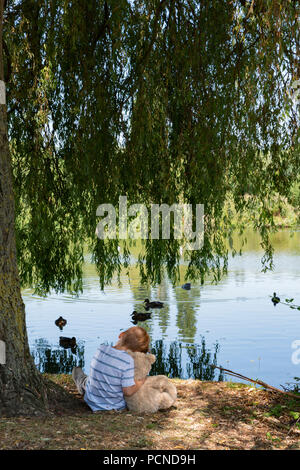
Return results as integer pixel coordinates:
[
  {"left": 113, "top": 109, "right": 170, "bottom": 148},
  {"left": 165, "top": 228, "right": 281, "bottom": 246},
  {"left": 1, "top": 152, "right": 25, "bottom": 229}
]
[{"left": 4, "top": 0, "right": 299, "bottom": 293}]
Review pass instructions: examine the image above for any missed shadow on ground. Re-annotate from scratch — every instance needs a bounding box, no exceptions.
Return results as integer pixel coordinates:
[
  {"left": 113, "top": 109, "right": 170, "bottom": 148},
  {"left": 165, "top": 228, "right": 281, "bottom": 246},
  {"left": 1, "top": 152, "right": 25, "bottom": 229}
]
[{"left": 0, "top": 375, "right": 299, "bottom": 450}]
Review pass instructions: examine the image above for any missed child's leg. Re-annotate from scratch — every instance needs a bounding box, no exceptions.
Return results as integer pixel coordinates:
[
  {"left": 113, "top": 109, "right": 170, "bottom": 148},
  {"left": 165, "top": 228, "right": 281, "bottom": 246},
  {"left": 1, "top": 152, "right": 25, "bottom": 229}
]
[{"left": 72, "top": 366, "right": 88, "bottom": 394}]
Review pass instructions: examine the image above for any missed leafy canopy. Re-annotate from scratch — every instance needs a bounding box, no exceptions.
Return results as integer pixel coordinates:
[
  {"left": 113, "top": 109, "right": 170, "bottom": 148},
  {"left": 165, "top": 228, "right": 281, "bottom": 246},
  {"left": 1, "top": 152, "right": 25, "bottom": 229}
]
[{"left": 4, "top": 0, "right": 299, "bottom": 293}]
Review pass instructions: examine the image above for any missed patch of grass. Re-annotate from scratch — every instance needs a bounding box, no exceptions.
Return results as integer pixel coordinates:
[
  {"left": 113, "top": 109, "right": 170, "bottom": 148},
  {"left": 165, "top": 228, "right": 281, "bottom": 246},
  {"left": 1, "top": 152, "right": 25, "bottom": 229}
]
[
  {"left": 226, "top": 382, "right": 249, "bottom": 390},
  {"left": 264, "top": 404, "right": 285, "bottom": 418},
  {"left": 264, "top": 398, "right": 300, "bottom": 421},
  {"left": 266, "top": 432, "right": 281, "bottom": 444},
  {"left": 146, "top": 423, "right": 157, "bottom": 429},
  {"left": 222, "top": 405, "right": 239, "bottom": 413}
]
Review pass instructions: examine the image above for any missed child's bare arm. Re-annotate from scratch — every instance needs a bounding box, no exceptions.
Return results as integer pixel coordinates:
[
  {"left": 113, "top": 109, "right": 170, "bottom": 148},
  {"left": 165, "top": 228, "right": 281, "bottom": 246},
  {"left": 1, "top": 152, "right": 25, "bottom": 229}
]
[{"left": 123, "top": 378, "right": 146, "bottom": 397}]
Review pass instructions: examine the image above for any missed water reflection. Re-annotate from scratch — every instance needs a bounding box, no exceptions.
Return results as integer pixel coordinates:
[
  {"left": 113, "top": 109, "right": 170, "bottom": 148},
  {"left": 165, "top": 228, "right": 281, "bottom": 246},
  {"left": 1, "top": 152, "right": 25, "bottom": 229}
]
[
  {"left": 186, "top": 339, "right": 223, "bottom": 381},
  {"left": 173, "top": 285, "right": 201, "bottom": 342},
  {"left": 32, "top": 338, "right": 85, "bottom": 374},
  {"left": 24, "top": 229, "right": 300, "bottom": 388},
  {"left": 129, "top": 279, "right": 172, "bottom": 337},
  {"left": 31, "top": 337, "right": 222, "bottom": 380},
  {"left": 150, "top": 339, "right": 223, "bottom": 380}
]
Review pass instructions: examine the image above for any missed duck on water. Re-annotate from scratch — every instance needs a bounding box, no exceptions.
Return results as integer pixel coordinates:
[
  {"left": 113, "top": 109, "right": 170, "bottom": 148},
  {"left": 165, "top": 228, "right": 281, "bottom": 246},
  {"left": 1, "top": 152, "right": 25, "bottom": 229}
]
[
  {"left": 131, "top": 311, "right": 152, "bottom": 324},
  {"left": 144, "top": 299, "right": 164, "bottom": 309}
]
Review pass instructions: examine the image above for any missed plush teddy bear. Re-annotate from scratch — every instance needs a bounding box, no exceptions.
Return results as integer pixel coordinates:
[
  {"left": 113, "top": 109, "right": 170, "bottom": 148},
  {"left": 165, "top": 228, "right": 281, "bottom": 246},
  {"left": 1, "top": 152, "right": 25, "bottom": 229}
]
[{"left": 124, "top": 350, "right": 177, "bottom": 414}]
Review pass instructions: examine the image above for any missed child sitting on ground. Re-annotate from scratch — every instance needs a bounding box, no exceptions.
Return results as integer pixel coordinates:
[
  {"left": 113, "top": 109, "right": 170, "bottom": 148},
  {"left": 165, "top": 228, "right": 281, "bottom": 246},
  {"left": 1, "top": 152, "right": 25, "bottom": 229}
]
[{"left": 72, "top": 326, "right": 150, "bottom": 412}]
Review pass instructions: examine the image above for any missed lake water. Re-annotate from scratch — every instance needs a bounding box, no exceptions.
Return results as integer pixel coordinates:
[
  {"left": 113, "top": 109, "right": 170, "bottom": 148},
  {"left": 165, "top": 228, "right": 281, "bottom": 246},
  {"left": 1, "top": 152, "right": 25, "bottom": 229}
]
[{"left": 23, "top": 229, "right": 300, "bottom": 389}]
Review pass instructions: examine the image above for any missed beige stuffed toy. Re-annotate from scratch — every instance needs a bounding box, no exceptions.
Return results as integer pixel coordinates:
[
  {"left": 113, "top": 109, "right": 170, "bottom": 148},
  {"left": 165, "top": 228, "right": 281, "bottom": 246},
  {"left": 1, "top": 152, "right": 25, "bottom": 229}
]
[{"left": 124, "top": 351, "right": 177, "bottom": 413}]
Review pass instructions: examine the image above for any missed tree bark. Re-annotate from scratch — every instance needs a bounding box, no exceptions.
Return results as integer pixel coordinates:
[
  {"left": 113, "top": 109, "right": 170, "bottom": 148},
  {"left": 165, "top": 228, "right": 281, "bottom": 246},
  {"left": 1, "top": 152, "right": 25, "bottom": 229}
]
[{"left": 0, "top": 0, "right": 49, "bottom": 416}]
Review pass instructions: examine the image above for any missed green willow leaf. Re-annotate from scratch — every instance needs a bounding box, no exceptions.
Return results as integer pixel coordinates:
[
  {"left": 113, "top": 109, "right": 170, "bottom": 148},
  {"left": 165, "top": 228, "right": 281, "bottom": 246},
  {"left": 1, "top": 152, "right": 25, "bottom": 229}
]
[{"left": 4, "top": 0, "right": 299, "bottom": 293}]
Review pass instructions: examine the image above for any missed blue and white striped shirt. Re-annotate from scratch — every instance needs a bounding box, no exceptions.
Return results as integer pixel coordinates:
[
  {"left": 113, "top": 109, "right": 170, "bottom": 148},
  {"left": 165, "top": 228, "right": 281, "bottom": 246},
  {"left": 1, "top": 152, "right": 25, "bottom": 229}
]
[{"left": 84, "top": 344, "right": 135, "bottom": 411}]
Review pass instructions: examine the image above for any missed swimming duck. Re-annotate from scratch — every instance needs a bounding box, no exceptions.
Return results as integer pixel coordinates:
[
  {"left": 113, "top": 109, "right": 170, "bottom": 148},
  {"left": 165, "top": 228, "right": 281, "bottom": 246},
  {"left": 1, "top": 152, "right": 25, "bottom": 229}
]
[
  {"left": 59, "top": 336, "right": 76, "bottom": 349},
  {"left": 55, "top": 316, "right": 67, "bottom": 330},
  {"left": 144, "top": 298, "right": 164, "bottom": 309},
  {"left": 181, "top": 283, "right": 191, "bottom": 290},
  {"left": 131, "top": 311, "right": 152, "bottom": 323},
  {"left": 271, "top": 292, "right": 280, "bottom": 306}
]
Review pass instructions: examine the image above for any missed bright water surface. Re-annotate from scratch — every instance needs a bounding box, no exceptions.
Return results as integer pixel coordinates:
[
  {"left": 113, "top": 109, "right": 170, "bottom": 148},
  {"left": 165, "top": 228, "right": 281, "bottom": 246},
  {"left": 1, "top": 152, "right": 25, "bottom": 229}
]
[{"left": 23, "top": 229, "right": 300, "bottom": 388}]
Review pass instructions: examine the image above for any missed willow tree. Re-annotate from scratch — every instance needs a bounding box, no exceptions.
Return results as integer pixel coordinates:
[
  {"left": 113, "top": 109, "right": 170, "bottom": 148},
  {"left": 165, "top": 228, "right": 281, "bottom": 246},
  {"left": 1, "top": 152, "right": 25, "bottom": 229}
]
[{"left": 0, "top": 0, "right": 299, "bottom": 415}]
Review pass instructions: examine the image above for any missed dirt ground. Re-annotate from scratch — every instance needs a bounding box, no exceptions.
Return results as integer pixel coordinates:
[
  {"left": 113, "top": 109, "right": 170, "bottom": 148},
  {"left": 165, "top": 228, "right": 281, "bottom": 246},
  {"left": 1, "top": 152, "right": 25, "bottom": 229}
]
[{"left": 0, "top": 375, "right": 299, "bottom": 450}]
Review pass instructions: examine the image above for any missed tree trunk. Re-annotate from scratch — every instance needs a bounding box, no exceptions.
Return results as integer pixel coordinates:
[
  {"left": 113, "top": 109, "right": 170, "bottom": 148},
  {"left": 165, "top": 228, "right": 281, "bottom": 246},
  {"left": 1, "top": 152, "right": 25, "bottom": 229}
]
[{"left": 0, "top": 0, "right": 49, "bottom": 416}]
